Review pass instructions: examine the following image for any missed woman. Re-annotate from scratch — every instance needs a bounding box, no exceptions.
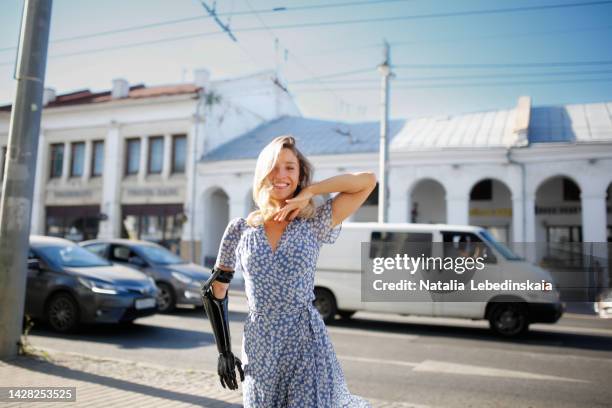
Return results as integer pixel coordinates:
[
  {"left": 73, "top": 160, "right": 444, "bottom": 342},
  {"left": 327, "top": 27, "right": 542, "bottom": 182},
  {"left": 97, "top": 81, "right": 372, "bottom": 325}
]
[{"left": 202, "top": 135, "right": 376, "bottom": 407}]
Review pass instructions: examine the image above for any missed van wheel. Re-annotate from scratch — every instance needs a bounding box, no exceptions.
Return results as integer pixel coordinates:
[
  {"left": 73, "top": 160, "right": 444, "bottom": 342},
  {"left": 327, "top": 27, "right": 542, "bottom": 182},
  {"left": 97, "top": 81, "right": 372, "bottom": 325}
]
[
  {"left": 46, "top": 293, "right": 80, "bottom": 333},
  {"left": 156, "top": 283, "right": 176, "bottom": 313},
  {"left": 338, "top": 310, "right": 356, "bottom": 320},
  {"left": 314, "top": 288, "right": 337, "bottom": 324},
  {"left": 488, "top": 303, "right": 529, "bottom": 337}
]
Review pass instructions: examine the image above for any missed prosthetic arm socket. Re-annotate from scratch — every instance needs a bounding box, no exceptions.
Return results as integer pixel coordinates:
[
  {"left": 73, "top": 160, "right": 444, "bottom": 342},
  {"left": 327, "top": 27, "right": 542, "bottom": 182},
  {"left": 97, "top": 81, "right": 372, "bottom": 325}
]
[{"left": 201, "top": 267, "right": 244, "bottom": 390}]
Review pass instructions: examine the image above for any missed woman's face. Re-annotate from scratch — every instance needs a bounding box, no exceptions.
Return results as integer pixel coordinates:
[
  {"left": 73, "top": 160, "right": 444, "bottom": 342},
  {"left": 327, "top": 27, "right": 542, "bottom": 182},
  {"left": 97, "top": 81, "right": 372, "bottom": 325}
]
[{"left": 267, "top": 148, "right": 300, "bottom": 204}]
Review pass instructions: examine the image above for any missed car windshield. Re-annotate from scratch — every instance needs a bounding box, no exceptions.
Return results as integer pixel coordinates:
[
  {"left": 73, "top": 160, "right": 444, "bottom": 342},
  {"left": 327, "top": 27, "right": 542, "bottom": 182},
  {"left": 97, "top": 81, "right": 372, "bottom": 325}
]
[
  {"left": 37, "top": 244, "right": 112, "bottom": 268},
  {"left": 138, "top": 245, "right": 186, "bottom": 265},
  {"left": 479, "top": 230, "right": 523, "bottom": 261}
]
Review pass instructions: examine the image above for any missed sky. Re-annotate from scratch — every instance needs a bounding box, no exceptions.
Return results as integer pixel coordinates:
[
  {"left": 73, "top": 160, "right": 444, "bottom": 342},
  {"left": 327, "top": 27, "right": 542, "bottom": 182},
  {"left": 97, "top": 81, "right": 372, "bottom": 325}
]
[{"left": 0, "top": 0, "right": 611, "bottom": 122}]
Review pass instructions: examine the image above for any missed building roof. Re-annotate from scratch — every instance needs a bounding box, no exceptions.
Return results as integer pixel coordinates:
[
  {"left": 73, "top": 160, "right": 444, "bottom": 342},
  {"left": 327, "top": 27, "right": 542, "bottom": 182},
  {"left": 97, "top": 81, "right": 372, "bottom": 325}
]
[
  {"left": 201, "top": 116, "right": 406, "bottom": 162},
  {"left": 528, "top": 101, "right": 612, "bottom": 144},
  {"left": 389, "top": 99, "right": 612, "bottom": 151},
  {"left": 0, "top": 83, "right": 200, "bottom": 111},
  {"left": 390, "top": 108, "right": 522, "bottom": 151}
]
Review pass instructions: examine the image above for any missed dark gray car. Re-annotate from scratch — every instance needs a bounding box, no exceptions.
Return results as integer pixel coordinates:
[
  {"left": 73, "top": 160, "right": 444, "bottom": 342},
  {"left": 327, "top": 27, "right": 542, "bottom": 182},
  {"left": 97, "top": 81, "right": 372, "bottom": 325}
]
[
  {"left": 26, "top": 235, "right": 158, "bottom": 333},
  {"left": 80, "top": 239, "right": 226, "bottom": 313}
]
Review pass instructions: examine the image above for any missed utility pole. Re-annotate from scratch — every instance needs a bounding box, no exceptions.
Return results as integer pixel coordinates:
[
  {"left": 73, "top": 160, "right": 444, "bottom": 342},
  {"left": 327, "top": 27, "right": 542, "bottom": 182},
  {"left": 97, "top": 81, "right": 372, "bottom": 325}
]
[
  {"left": 0, "top": 0, "right": 52, "bottom": 358},
  {"left": 377, "top": 40, "right": 392, "bottom": 223}
]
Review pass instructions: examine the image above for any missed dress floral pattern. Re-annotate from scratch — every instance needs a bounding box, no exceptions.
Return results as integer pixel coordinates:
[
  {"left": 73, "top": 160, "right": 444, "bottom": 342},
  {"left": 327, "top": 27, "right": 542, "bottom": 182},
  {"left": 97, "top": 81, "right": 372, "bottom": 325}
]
[{"left": 215, "top": 197, "right": 371, "bottom": 408}]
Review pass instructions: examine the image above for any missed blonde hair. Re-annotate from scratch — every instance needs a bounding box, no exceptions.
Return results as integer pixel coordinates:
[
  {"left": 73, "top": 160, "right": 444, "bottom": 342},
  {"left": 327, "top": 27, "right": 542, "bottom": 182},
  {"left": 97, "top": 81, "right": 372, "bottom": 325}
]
[{"left": 246, "top": 135, "right": 317, "bottom": 227}]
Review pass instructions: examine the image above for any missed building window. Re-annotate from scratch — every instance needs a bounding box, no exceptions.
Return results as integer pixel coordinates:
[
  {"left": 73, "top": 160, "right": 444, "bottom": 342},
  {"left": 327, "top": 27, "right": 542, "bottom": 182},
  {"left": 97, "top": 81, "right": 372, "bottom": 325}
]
[
  {"left": 470, "top": 179, "right": 492, "bottom": 201},
  {"left": 172, "top": 134, "right": 186, "bottom": 174},
  {"left": 125, "top": 138, "right": 140, "bottom": 175},
  {"left": 121, "top": 204, "right": 184, "bottom": 255},
  {"left": 563, "top": 177, "right": 580, "bottom": 201},
  {"left": 45, "top": 205, "right": 101, "bottom": 241},
  {"left": 91, "top": 140, "right": 104, "bottom": 177},
  {"left": 70, "top": 142, "right": 85, "bottom": 177},
  {"left": 49, "top": 143, "right": 64, "bottom": 179},
  {"left": 148, "top": 136, "right": 163, "bottom": 174}
]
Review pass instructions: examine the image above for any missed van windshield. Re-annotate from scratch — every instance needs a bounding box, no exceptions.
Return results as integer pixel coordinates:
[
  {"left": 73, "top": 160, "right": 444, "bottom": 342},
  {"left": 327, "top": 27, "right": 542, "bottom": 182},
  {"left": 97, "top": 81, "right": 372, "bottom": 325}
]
[{"left": 479, "top": 230, "right": 523, "bottom": 261}]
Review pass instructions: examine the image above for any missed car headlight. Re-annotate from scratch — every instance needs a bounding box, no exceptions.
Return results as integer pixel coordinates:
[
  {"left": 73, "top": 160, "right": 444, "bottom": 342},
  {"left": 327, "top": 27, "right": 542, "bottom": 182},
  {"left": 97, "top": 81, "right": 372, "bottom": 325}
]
[
  {"left": 171, "top": 271, "right": 193, "bottom": 285},
  {"left": 78, "top": 277, "right": 120, "bottom": 295}
]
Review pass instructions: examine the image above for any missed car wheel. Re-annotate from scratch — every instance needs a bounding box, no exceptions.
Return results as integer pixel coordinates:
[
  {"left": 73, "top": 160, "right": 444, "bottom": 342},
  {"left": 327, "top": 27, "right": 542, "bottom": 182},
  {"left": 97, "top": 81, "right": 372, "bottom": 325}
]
[
  {"left": 46, "top": 293, "right": 80, "bottom": 333},
  {"left": 156, "top": 282, "right": 176, "bottom": 313},
  {"left": 313, "top": 288, "right": 337, "bottom": 324},
  {"left": 338, "top": 310, "right": 356, "bottom": 320},
  {"left": 488, "top": 302, "right": 529, "bottom": 337}
]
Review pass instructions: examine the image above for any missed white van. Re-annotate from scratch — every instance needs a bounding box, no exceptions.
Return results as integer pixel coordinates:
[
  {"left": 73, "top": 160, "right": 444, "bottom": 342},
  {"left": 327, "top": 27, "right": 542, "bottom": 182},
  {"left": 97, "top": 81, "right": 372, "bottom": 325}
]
[{"left": 313, "top": 222, "right": 564, "bottom": 337}]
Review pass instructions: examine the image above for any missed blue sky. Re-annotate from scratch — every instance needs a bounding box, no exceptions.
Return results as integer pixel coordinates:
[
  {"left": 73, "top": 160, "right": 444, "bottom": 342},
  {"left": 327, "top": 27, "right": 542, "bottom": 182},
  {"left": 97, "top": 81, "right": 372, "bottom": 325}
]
[{"left": 1, "top": 0, "right": 611, "bottom": 122}]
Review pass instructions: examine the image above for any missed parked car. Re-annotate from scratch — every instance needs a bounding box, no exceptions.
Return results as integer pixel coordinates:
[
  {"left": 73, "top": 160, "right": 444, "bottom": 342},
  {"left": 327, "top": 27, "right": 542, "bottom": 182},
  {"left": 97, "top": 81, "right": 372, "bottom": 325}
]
[
  {"left": 314, "top": 222, "right": 564, "bottom": 337},
  {"left": 80, "top": 239, "right": 218, "bottom": 312},
  {"left": 26, "top": 235, "right": 158, "bottom": 333}
]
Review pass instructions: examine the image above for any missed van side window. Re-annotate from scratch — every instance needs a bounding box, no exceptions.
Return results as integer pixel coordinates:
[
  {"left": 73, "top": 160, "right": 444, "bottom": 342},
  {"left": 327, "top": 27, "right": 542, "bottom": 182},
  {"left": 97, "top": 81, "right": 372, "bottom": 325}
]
[
  {"left": 370, "top": 231, "right": 432, "bottom": 259},
  {"left": 442, "top": 231, "right": 496, "bottom": 264}
]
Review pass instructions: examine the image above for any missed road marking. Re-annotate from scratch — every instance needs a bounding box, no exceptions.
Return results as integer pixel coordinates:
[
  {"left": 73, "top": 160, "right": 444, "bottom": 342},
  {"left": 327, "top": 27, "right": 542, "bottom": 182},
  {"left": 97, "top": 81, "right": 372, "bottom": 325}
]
[
  {"left": 413, "top": 360, "right": 589, "bottom": 383},
  {"left": 338, "top": 355, "right": 419, "bottom": 368},
  {"left": 328, "top": 327, "right": 419, "bottom": 340},
  {"left": 531, "top": 324, "right": 612, "bottom": 336},
  {"left": 338, "top": 355, "right": 588, "bottom": 383}
]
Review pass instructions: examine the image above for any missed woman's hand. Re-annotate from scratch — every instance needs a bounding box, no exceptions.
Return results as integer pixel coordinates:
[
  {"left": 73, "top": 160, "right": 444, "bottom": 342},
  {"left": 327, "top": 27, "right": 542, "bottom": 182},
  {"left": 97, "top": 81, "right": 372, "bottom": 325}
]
[{"left": 274, "top": 187, "right": 314, "bottom": 221}]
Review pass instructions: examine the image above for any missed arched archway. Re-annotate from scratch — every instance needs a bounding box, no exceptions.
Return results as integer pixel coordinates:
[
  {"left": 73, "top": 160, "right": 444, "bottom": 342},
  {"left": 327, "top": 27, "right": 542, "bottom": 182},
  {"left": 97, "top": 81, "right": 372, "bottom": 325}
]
[
  {"left": 409, "top": 179, "right": 446, "bottom": 224},
  {"left": 535, "top": 175, "right": 582, "bottom": 244},
  {"left": 469, "top": 178, "right": 512, "bottom": 242},
  {"left": 201, "top": 187, "right": 230, "bottom": 268}
]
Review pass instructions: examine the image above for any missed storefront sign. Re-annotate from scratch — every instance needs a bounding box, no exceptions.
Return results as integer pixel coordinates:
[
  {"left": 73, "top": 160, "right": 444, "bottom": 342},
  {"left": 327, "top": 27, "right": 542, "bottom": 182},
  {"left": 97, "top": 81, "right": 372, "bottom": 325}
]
[
  {"left": 469, "top": 208, "right": 512, "bottom": 217},
  {"left": 53, "top": 190, "right": 94, "bottom": 198},
  {"left": 535, "top": 206, "right": 581, "bottom": 215},
  {"left": 125, "top": 187, "right": 180, "bottom": 197}
]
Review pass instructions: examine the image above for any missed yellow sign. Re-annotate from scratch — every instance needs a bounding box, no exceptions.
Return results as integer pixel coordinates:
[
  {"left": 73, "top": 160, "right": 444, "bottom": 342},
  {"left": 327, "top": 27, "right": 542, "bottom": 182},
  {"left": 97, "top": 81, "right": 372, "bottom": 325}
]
[{"left": 469, "top": 208, "right": 512, "bottom": 217}]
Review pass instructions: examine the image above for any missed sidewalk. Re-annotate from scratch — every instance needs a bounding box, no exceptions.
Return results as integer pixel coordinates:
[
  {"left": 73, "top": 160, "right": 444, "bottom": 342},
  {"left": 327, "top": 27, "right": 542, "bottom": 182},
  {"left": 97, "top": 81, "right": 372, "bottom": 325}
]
[{"left": 0, "top": 348, "right": 418, "bottom": 408}]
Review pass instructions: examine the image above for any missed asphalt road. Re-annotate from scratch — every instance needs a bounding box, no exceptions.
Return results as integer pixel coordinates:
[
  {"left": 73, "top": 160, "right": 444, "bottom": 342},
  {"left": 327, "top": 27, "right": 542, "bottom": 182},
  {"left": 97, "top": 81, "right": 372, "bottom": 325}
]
[{"left": 27, "top": 294, "right": 612, "bottom": 408}]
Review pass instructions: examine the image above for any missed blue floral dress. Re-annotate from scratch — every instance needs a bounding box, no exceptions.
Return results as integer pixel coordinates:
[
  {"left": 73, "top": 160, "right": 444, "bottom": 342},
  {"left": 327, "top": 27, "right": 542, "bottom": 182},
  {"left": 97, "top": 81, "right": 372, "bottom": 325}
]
[{"left": 215, "top": 197, "right": 371, "bottom": 408}]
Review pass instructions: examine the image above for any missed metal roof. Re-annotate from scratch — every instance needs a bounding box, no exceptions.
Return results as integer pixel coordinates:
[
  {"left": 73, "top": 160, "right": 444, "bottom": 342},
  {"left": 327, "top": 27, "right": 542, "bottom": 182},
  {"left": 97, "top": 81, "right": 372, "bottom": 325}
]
[
  {"left": 202, "top": 100, "right": 612, "bottom": 161},
  {"left": 390, "top": 108, "right": 522, "bottom": 151},
  {"left": 528, "top": 102, "right": 612, "bottom": 144},
  {"left": 201, "top": 116, "right": 406, "bottom": 162}
]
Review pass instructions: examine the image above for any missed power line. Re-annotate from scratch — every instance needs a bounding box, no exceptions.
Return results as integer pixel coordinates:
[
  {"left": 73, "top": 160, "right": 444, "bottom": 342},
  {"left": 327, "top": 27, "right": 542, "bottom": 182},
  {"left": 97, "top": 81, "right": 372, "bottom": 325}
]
[
  {"left": 2, "top": 0, "right": 611, "bottom": 53},
  {"left": 300, "top": 24, "right": 612, "bottom": 57},
  {"left": 393, "top": 60, "right": 612, "bottom": 69},
  {"left": 240, "top": 0, "right": 365, "bottom": 117},
  {"left": 293, "top": 69, "right": 612, "bottom": 84},
  {"left": 0, "top": 1, "right": 609, "bottom": 64},
  {"left": 198, "top": 1, "right": 237, "bottom": 42},
  {"left": 234, "top": 0, "right": 612, "bottom": 32},
  {"left": 0, "top": 0, "right": 416, "bottom": 52},
  {"left": 290, "top": 62, "right": 612, "bottom": 84},
  {"left": 0, "top": 30, "right": 221, "bottom": 67},
  {"left": 290, "top": 77, "right": 612, "bottom": 92}
]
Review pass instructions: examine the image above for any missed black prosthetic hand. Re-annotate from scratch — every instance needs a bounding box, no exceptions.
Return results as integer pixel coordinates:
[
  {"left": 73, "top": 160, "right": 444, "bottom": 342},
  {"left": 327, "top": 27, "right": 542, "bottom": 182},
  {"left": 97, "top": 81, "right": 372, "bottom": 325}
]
[{"left": 201, "top": 268, "right": 245, "bottom": 390}]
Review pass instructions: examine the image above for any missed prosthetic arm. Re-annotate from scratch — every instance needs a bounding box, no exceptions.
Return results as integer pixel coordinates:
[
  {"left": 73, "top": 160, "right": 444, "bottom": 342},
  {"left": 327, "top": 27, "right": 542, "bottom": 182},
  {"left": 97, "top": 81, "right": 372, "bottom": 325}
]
[{"left": 200, "top": 267, "right": 245, "bottom": 390}]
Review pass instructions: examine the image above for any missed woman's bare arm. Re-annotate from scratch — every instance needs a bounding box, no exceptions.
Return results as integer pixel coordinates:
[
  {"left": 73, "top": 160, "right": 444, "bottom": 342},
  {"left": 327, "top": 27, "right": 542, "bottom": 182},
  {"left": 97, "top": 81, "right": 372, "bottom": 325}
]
[{"left": 305, "top": 172, "right": 377, "bottom": 228}]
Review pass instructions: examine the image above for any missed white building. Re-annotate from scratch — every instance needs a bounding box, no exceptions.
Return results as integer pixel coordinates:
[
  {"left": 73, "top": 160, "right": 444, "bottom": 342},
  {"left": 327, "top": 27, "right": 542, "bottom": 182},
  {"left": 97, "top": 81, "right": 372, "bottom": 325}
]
[
  {"left": 0, "top": 69, "right": 300, "bottom": 261},
  {"left": 196, "top": 97, "right": 612, "bottom": 270}
]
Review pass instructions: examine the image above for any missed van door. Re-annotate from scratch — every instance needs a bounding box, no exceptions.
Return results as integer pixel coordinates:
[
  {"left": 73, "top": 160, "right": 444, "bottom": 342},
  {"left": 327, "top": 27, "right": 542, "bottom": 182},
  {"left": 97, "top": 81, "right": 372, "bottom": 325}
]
[
  {"left": 437, "top": 231, "right": 500, "bottom": 319},
  {"left": 363, "top": 230, "right": 434, "bottom": 317}
]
